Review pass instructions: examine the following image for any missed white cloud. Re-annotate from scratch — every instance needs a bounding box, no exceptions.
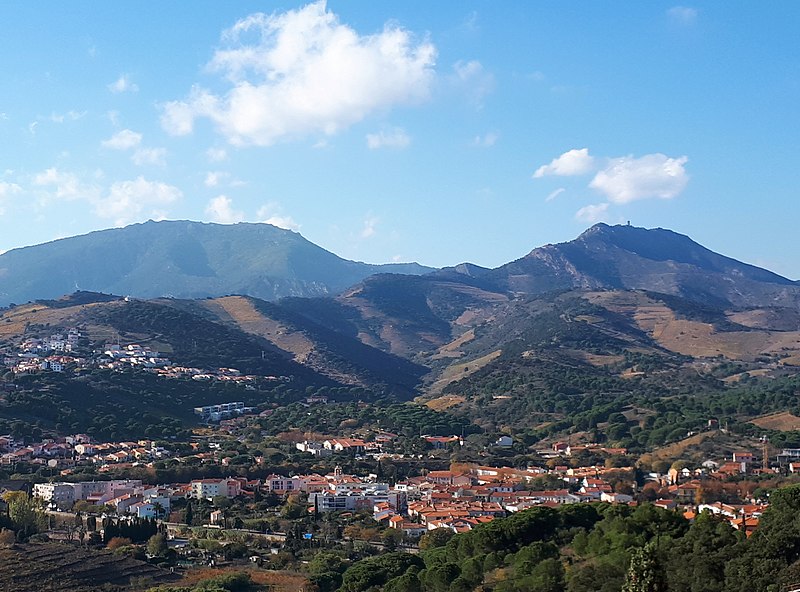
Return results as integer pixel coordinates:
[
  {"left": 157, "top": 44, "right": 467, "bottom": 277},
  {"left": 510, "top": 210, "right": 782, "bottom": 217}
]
[
  {"left": 32, "top": 168, "right": 181, "bottom": 224},
  {"left": 257, "top": 203, "right": 300, "bottom": 231},
  {"left": 206, "top": 195, "right": 244, "bottom": 224},
  {"left": 575, "top": 203, "right": 610, "bottom": 224},
  {"left": 49, "top": 110, "right": 86, "bottom": 123},
  {"left": 361, "top": 215, "right": 378, "bottom": 238},
  {"left": 533, "top": 148, "right": 595, "bottom": 178},
  {"left": 206, "top": 147, "right": 229, "bottom": 162},
  {"left": 0, "top": 181, "right": 22, "bottom": 214},
  {"left": 366, "top": 127, "right": 410, "bottom": 149},
  {"left": 545, "top": 187, "right": 565, "bottom": 202},
  {"left": 132, "top": 147, "right": 167, "bottom": 166},
  {"left": 667, "top": 6, "right": 698, "bottom": 25},
  {"left": 95, "top": 177, "right": 182, "bottom": 225},
  {"left": 451, "top": 60, "right": 494, "bottom": 108},
  {"left": 161, "top": 1, "right": 436, "bottom": 146},
  {"left": 204, "top": 171, "right": 229, "bottom": 187},
  {"left": 33, "top": 168, "right": 94, "bottom": 200},
  {"left": 471, "top": 131, "right": 498, "bottom": 147},
  {"left": 108, "top": 74, "right": 139, "bottom": 93},
  {"left": 102, "top": 129, "right": 142, "bottom": 150},
  {"left": 589, "top": 153, "right": 689, "bottom": 204}
]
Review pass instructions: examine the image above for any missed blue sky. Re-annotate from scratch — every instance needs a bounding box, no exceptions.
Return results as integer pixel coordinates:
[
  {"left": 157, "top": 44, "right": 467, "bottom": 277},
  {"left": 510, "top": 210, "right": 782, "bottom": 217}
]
[{"left": 1, "top": 2, "right": 798, "bottom": 278}]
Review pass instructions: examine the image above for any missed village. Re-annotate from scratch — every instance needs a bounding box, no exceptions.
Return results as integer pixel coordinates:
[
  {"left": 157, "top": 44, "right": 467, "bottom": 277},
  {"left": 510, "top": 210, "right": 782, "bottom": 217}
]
[
  {"left": 2, "top": 421, "right": 794, "bottom": 550},
  {"left": 1, "top": 327, "right": 285, "bottom": 386}
]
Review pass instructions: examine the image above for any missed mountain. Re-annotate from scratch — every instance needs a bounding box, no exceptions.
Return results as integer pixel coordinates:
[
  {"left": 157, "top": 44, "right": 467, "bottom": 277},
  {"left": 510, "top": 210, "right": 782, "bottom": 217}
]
[
  {"left": 276, "top": 224, "right": 799, "bottom": 361},
  {"left": 3, "top": 223, "right": 800, "bottom": 441},
  {"left": 487, "top": 223, "right": 800, "bottom": 307},
  {"left": 0, "top": 220, "right": 434, "bottom": 306}
]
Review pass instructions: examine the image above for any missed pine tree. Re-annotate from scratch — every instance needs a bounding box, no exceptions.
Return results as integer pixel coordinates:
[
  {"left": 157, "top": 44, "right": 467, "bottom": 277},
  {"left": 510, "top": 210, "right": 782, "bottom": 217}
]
[{"left": 622, "top": 542, "right": 667, "bottom": 592}]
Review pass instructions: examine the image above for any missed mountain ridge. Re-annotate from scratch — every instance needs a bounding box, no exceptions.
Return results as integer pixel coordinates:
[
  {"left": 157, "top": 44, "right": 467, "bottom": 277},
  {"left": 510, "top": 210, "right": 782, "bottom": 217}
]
[{"left": 0, "top": 220, "right": 434, "bottom": 306}]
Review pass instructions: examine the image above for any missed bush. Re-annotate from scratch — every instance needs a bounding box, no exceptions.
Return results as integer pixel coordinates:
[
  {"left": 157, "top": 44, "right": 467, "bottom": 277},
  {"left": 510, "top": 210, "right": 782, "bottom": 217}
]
[
  {"left": 0, "top": 528, "right": 16, "bottom": 547},
  {"left": 107, "top": 536, "right": 134, "bottom": 550}
]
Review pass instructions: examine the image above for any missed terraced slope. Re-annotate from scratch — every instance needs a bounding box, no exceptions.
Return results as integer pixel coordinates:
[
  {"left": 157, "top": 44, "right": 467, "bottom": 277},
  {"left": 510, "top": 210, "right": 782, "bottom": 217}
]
[{"left": 0, "top": 543, "right": 177, "bottom": 591}]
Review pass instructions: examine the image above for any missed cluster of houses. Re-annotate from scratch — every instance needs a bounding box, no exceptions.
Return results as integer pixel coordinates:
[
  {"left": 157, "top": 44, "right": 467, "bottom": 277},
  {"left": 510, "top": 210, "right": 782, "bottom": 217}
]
[
  {"left": 0, "top": 433, "right": 172, "bottom": 471},
  {"left": 32, "top": 478, "right": 173, "bottom": 519},
  {"left": 292, "top": 433, "right": 512, "bottom": 460},
  {"left": 0, "top": 328, "right": 285, "bottom": 389},
  {"left": 2, "top": 329, "right": 84, "bottom": 374}
]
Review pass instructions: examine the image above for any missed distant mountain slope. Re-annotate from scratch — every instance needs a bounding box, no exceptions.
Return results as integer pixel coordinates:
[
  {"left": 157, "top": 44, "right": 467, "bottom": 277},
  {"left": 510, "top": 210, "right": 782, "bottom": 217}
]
[
  {"left": 0, "top": 220, "right": 434, "bottom": 306},
  {"left": 273, "top": 224, "right": 800, "bottom": 364},
  {"left": 488, "top": 223, "right": 800, "bottom": 307}
]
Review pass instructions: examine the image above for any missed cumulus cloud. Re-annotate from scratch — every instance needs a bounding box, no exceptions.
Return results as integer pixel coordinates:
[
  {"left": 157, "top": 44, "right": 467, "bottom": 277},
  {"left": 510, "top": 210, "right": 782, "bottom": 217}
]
[
  {"left": 33, "top": 168, "right": 181, "bottom": 224},
  {"left": 258, "top": 204, "right": 301, "bottom": 231},
  {"left": 575, "top": 203, "right": 610, "bottom": 224},
  {"left": 204, "top": 171, "right": 228, "bottom": 187},
  {"left": 206, "top": 195, "right": 244, "bottom": 224},
  {"left": 667, "top": 6, "right": 698, "bottom": 25},
  {"left": 161, "top": 1, "right": 436, "bottom": 146},
  {"left": 132, "top": 147, "right": 167, "bottom": 166},
  {"left": 102, "top": 129, "right": 142, "bottom": 150},
  {"left": 589, "top": 153, "right": 689, "bottom": 204},
  {"left": 0, "top": 181, "right": 22, "bottom": 214},
  {"left": 33, "top": 168, "right": 94, "bottom": 200},
  {"left": 49, "top": 110, "right": 87, "bottom": 123},
  {"left": 95, "top": 177, "right": 182, "bottom": 225},
  {"left": 545, "top": 187, "right": 565, "bottom": 202},
  {"left": 450, "top": 60, "right": 495, "bottom": 109},
  {"left": 366, "top": 127, "right": 410, "bottom": 149},
  {"left": 533, "top": 148, "right": 595, "bottom": 178},
  {"left": 108, "top": 74, "right": 139, "bottom": 93},
  {"left": 451, "top": 60, "right": 494, "bottom": 108}
]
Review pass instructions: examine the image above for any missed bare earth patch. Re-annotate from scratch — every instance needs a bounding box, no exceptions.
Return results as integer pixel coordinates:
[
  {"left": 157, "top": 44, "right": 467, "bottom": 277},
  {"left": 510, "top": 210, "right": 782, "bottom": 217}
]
[{"left": 751, "top": 411, "right": 800, "bottom": 432}]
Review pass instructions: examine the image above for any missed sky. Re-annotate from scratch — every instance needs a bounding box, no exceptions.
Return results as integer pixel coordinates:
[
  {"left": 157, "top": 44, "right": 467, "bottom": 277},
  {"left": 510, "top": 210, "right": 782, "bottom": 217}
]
[{"left": 1, "top": 2, "right": 798, "bottom": 278}]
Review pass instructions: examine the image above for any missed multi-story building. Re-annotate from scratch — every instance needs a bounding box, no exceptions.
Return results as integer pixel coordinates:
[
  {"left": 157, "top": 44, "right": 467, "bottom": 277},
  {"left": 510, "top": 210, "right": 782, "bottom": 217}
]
[{"left": 190, "top": 478, "right": 241, "bottom": 500}]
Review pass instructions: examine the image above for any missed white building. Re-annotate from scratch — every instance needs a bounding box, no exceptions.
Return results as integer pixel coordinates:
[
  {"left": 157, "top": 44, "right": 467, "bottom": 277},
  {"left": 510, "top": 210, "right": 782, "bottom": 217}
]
[
  {"left": 190, "top": 478, "right": 242, "bottom": 500},
  {"left": 310, "top": 490, "right": 406, "bottom": 513},
  {"left": 33, "top": 483, "right": 76, "bottom": 509}
]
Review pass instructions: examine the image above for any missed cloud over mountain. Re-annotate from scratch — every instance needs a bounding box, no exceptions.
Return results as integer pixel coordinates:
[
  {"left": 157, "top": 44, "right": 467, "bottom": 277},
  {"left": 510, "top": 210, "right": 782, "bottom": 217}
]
[{"left": 161, "top": 1, "right": 436, "bottom": 146}]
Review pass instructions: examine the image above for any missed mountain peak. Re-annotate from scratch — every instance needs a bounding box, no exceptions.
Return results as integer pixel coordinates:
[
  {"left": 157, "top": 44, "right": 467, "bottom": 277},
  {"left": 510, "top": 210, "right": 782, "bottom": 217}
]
[{"left": 490, "top": 224, "right": 799, "bottom": 307}]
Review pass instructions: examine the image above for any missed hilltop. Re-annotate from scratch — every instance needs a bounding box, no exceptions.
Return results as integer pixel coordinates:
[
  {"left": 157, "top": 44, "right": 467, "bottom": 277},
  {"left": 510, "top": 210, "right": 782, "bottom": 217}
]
[{"left": 0, "top": 220, "right": 434, "bottom": 306}]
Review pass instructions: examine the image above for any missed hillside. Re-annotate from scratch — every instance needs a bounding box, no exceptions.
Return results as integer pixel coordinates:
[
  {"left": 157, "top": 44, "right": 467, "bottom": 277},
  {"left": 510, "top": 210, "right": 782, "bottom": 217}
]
[
  {"left": 0, "top": 293, "right": 425, "bottom": 440},
  {"left": 0, "top": 220, "right": 434, "bottom": 306}
]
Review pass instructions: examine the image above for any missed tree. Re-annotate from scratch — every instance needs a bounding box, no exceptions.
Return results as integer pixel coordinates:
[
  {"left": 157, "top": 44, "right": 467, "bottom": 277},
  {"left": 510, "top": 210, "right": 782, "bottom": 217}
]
[
  {"left": 147, "top": 533, "right": 168, "bottom": 557},
  {"left": 3, "top": 491, "right": 46, "bottom": 540},
  {"left": 151, "top": 502, "right": 166, "bottom": 520},
  {"left": 211, "top": 495, "right": 232, "bottom": 510},
  {"left": 382, "top": 528, "right": 404, "bottom": 551},
  {"left": 419, "top": 527, "right": 455, "bottom": 550},
  {"left": 622, "top": 542, "right": 666, "bottom": 592},
  {"left": 183, "top": 501, "right": 194, "bottom": 525}
]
